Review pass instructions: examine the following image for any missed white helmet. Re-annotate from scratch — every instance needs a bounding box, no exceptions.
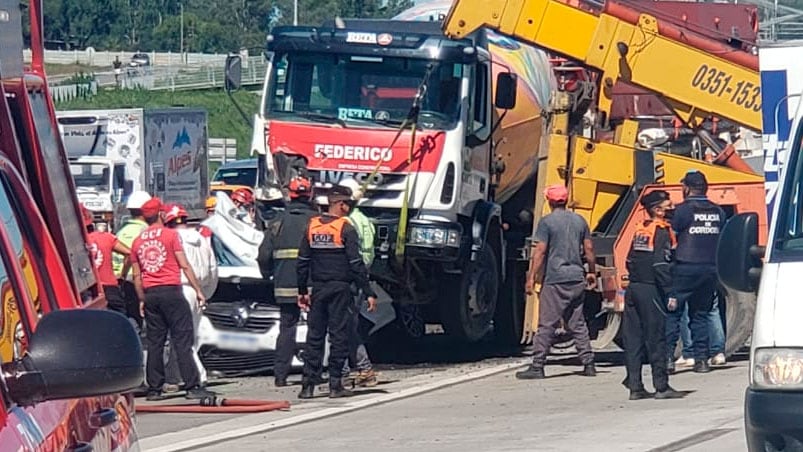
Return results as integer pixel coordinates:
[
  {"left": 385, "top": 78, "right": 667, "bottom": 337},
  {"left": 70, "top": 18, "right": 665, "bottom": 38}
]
[
  {"left": 126, "top": 191, "right": 152, "bottom": 209},
  {"left": 338, "top": 177, "right": 364, "bottom": 201}
]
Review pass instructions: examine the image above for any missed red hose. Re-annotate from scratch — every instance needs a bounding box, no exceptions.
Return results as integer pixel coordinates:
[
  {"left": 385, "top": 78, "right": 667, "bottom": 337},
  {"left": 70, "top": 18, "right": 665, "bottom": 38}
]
[{"left": 136, "top": 398, "right": 291, "bottom": 414}]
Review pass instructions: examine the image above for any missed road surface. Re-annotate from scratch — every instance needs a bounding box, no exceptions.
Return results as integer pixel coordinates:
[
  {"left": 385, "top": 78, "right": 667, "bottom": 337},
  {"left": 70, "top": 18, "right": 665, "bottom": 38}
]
[{"left": 136, "top": 351, "right": 749, "bottom": 452}]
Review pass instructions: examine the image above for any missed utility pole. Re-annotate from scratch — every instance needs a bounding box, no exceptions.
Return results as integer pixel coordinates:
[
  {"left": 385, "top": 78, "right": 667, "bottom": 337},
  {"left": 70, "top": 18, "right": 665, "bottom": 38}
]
[
  {"left": 180, "top": 3, "right": 185, "bottom": 63},
  {"left": 294, "top": 0, "right": 298, "bottom": 25}
]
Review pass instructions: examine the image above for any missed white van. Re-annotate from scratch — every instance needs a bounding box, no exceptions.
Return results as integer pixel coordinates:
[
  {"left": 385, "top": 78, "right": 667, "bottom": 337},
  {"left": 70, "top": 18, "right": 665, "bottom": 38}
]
[{"left": 718, "top": 43, "right": 803, "bottom": 452}]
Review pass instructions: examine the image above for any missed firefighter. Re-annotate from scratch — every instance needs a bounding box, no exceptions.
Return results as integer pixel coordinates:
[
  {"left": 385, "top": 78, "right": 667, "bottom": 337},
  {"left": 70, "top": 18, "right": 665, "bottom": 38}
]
[
  {"left": 622, "top": 190, "right": 685, "bottom": 400},
  {"left": 131, "top": 197, "right": 214, "bottom": 401},
  {"left": 665, "top": 170, "right": 725, "bottom": 374},
  {"left": 518, "top": 184, "right": 597, "bottom": 379},
  {"left": 114, "top": 190, "right": 153, "bottom": 329},
  {"left": 296, "top": 184, "right": 377, "bottom": 399},
  {"left": 205, "top": 196, "right": 217, "bottom": 217},
  {"left": 257, "top": 176, "right": 316, "bottom": 387},
  {"left": 163, "top": 203, "right": 218, "bottom": 389},
  {"left": 82, "top": 204, "right": 131, "bottom": 315},
  {"left": 230, "top": 187, "right": 256, "bottom": 226}
]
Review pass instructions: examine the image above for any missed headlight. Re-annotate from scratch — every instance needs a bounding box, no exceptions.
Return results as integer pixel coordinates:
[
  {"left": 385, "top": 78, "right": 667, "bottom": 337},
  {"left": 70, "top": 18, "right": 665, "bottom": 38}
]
[
  {"left": 753, "top": 348, "right": 803, "bottom": 389},
  {"left": 408, "top": 226, "right": 460, "bottom": 247}
]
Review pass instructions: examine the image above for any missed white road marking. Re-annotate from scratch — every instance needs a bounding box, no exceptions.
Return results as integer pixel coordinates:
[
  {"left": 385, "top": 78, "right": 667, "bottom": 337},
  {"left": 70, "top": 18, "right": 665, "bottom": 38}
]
[{"left": 140, "top": 358, "right": 530, "bottom": 452}]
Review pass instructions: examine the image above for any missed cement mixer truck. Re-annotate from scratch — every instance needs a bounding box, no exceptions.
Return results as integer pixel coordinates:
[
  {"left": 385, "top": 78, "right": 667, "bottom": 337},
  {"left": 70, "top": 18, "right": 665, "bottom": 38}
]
[{"left": 225, "top": 6, "right": 556, "bottom": 343}]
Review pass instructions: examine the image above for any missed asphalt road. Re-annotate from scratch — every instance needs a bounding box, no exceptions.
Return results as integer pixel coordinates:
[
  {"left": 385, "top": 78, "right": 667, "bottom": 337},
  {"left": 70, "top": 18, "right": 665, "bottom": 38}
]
[{"left": 136, "top": 350, "right": 750, "bottom": 452}]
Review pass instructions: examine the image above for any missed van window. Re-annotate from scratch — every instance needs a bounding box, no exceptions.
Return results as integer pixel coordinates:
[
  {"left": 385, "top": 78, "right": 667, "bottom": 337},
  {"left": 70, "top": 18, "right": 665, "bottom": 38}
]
[{"left": 773, "top": 120, "right": 803, "bottom": 259}]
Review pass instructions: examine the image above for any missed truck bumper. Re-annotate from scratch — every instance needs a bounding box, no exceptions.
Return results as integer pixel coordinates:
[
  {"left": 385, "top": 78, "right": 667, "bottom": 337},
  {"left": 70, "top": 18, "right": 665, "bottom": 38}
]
[{"left": 745, "top": 387, "right": 803, "bottom": 451}]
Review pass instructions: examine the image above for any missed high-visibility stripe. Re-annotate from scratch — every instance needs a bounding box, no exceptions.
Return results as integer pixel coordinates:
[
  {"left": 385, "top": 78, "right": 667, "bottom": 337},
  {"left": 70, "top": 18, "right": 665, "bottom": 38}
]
[
  {"left": 275, "top": 287, "right": 300, "bottom": 297},
  {"left": 273, "top": 249, "right": 299, "bottom": 259}
]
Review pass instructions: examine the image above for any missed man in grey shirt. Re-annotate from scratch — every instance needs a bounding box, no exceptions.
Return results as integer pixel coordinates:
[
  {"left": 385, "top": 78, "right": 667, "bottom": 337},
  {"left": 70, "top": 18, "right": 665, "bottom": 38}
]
[{"left": 517, "top": 184, "right": 597, "bottom": 380}]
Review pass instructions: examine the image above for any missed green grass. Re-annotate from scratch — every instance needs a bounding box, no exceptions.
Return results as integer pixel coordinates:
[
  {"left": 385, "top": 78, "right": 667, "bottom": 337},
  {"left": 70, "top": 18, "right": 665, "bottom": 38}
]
[{"left": 56, "top": 88, "right": 261, "bottom": 158}]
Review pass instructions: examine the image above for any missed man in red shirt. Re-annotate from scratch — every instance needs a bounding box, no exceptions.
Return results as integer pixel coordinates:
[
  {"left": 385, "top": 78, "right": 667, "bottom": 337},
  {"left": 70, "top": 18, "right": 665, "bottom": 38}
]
[
  {"left": 82, "top": 204, "right": 131, "bottom": 314},
  {"left": 131, "top": 197, "right": 214, "bottom": 401}
]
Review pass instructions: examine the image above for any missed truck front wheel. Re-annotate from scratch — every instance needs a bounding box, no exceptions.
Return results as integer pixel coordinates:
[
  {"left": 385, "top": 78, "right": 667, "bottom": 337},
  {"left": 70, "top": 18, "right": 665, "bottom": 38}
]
[{"left": 440, "top": 246, "right": 499, "bottom": 342}]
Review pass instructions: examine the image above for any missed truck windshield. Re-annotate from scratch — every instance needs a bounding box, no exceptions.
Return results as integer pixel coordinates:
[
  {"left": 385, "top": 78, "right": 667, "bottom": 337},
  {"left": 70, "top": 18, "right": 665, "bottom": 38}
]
[
  {"left": 70, "top": 163, "right": 110, "bottom": 192},
  {"left": 266, "top": 52, "right": 462, "bottom": 130}
]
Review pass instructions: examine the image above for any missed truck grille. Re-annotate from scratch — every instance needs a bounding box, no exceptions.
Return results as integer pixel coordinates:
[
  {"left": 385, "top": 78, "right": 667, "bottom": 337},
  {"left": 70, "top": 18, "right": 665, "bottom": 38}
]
[{"left": 199, "top": 346, "right": 276, "bottom": 375}]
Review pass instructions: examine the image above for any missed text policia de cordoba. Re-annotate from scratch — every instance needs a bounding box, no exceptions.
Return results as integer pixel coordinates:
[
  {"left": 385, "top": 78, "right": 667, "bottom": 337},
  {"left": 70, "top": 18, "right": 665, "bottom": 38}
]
[{"left": 314, "top": 144, "right": 393, "bottom": 162}]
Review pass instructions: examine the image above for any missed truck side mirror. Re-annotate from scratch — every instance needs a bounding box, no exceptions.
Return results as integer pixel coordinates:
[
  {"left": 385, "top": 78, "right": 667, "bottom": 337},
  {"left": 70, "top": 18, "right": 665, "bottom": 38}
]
[
  {"left": 2, "top": 309, "right": 143, "bottom": 406},
  {"left": 495, "top": 73, "right": 517, "bottom": 110},
  {"left": 717, "top": 212, "right": 763, "bottom": 292},
  {"left": 225, "top": 55, "right": 243, "bottom": 92}
]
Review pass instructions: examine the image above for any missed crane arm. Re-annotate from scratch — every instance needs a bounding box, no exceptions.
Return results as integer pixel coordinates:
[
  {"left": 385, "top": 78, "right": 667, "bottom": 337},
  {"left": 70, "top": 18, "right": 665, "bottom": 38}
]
[{"left": 443, "top": 0, "right": 761, "bottom": 131}]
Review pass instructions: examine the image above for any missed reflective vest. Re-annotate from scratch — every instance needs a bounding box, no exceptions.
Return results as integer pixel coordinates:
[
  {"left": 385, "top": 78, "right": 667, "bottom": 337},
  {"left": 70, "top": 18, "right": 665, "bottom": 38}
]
[
  {"left": 626, "top": 218, "right": 676, "bottom": 286},
  {"left": 631, "top": 219, "right": 677, "bottom": 253},
  {"left": 346, "top": 208, "right": 375, "bottom": 267},
  {"left": 308, "top": 216, "right": 348, "bottom": 250},
  {"left": 113, "top": 218, "right": 148, "bottom": 277}
]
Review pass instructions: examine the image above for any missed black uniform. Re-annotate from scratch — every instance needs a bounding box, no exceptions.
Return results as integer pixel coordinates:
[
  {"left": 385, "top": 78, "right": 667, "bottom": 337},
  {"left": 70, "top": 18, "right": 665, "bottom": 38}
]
[
  {"left": 297, "top": 213, "right": 376, "bottom": 391},
  {"left": 257, "top": 200, "right": 316, "bottom": 383},
  {"left": 623, "top": 217, "right": 675, "bottom": 393},
  {"left": 666, "top": 195, "right": 725, "bottom": 361}
]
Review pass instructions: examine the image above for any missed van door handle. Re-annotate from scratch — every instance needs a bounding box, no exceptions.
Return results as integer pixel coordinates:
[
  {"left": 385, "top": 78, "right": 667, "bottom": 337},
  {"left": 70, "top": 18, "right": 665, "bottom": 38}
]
[
  {"left": 89, "top": 408, "right": 118, "bottom": 428},
  {"left": 70, "top": 442, "right": 93, "bottom": 452}
]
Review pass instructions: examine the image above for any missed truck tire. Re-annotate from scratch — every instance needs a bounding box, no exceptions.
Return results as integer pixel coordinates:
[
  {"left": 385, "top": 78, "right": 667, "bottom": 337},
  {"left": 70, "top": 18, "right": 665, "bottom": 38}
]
[
  {"left": 494, "top": 260, "right": 526, "bottom": 348},
  {"left": 723, "top": 285, "right": 755, "bottom": 357},
  {"left": 440, "top": 245, "right": 499, "bottom": 342}
]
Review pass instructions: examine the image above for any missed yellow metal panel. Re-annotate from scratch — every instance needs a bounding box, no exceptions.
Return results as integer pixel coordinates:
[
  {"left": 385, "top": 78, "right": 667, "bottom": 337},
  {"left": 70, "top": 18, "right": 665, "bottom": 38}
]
[
  {"left": 499, "top": 0, "right": 527, "bottom": 33},
  {"left": 656, "top": 153, "right": 764, "bottom": 185},
  {"left": 613, "top": 119, "right": 639, "bottom": 146},
  {"left": 523, "top": 1, "right": 599, "bottom": 61},
  {"left": 571, "top": 139, "right": 635, "bottom": 185}
]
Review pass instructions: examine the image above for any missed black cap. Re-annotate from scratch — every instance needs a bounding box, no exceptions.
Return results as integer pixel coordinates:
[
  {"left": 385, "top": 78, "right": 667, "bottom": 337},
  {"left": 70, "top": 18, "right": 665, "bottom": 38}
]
[
  {"left": 640, "top": 190, "right": 670, "bottom": 209},
  {"left": 327, "top": 184, "right": 353, "bottom": 203},
  {"left": 681, "top": 170, "right": 708, "bottom": 190}
]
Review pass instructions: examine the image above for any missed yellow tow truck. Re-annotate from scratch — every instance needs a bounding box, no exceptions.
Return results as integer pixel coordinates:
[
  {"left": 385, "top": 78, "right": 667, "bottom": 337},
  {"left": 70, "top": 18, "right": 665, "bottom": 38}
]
[{"left": 443, "top": 0, "right": 767, "bottom": 354}]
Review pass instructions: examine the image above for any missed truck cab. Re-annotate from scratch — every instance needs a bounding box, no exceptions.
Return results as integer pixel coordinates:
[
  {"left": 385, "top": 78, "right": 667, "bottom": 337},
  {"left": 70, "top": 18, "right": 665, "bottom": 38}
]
[{"left": 69, "top": 156, "right": 130, "bottom": 231}]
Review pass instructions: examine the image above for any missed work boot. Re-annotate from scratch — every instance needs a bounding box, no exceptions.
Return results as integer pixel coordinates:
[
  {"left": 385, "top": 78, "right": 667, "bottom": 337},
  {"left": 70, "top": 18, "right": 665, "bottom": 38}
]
[
  {"left": 693, "top": 360, "right": 711, "bottom": 373},
  {"left": 298, "top": 385, "right": 314, "bottom": 399},
  {"left": 146, "top": 390, "right": 166, "bottom": 402},
  {"left": 582, "top": 364, "right": 597, "bottom": 377},
  {"left": 515, "top": 365, "right": 545, "bottom": 380},
  {"left": 355, "top": 369, "right": 378, "bottom": 387},
  {"left": 185, "top": 386, "right": 217, "bottom": 400},
  {"left": 655, "top": 386, "right": 686, "bottom": 400},
  {"left": 329, "top": 386, "right": 354, "bottom": 398},
  {"left": 274, "top": 378, "right": 289, "bottom": 387},
  {"left": 629, "top": 389, "right": 654, "bottom": 401}
]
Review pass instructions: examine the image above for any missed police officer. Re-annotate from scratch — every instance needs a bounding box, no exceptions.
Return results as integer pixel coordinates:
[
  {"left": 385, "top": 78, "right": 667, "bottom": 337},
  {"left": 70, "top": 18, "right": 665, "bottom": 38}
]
[
  {"left": 622, "top": 190, "right": 684, "bottom": 400},
  {"left": 296, "top": 185, "right": 377, "bottom": 399},
  {"left": 257, "top": 176, "right": 316, "bottom": 387},
  {"left": 665, "top": 170, "right": 725, "bottom": 374}
]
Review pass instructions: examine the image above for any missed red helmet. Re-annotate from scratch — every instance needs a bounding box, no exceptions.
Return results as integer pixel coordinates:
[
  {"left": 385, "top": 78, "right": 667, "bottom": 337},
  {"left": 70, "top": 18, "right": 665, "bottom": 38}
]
[
  {"left": 288, "top": 176, "right": 311, "bottom": 199},
  {"left": 163, "top": 203, "right": 188, "bottom": 224},
  {"left": 79, "top": 204, "right": 94, "bottom": 227},
  {"left": 231, "top": 188, "right": 254, "bottom": 206}
]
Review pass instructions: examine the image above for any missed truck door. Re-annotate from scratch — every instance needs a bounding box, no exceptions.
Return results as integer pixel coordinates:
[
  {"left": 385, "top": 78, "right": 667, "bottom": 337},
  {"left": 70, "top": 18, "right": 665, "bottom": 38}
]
[
  {"left": 0, "top": 158, "right": 134, "bottom": 451},
  {"left": 463, "top": 60, "right": 492, "bottom": 206}
]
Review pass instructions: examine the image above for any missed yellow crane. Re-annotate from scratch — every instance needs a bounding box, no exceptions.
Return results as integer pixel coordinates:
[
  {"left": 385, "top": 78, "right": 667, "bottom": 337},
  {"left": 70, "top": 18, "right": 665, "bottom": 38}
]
[{"left": 443, "top": 0, "right": 766, "bottom": 350}]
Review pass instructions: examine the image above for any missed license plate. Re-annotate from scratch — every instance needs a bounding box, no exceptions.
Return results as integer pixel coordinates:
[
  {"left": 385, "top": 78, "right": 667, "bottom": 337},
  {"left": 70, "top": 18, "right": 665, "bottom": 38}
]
[{"left": 217, "top": 332, "right": 260, "bottom": 352}]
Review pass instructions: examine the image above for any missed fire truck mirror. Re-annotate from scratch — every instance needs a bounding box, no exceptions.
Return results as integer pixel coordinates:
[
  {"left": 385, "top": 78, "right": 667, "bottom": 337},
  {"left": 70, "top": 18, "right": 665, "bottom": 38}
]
[
  {"left": 225, "top": 55, "right": 243, "bottom": 92},
  {"left": 2, "top": 309, "right": 143, "bottom": 406},
  {"left": 495, "top": 72, "right": 517, "bottom": 110}
]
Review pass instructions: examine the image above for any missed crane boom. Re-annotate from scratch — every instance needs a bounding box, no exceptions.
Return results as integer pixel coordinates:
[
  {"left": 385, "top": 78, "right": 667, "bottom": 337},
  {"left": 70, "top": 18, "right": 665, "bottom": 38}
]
[{"left": 442, "top": 0, "right": 761, "bottom": 130}]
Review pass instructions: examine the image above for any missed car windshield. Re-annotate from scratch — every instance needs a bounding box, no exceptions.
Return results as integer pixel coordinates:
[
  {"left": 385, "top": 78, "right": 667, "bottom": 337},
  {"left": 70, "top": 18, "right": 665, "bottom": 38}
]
[
  {"left": 70, "top": 163, "right": 110, "bottom": 192},
  {"left": 213, "top": 167, "right": 257, "bottom": 186},
  {"left": 266, "top": 52, "right": 462, "bottom": 130}
]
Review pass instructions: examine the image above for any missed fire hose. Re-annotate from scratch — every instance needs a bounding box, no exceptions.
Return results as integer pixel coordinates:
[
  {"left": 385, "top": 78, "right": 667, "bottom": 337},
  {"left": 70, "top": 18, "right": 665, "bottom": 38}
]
[{"left": 135, "top": 397, "right": 291, "bottom": 414}]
